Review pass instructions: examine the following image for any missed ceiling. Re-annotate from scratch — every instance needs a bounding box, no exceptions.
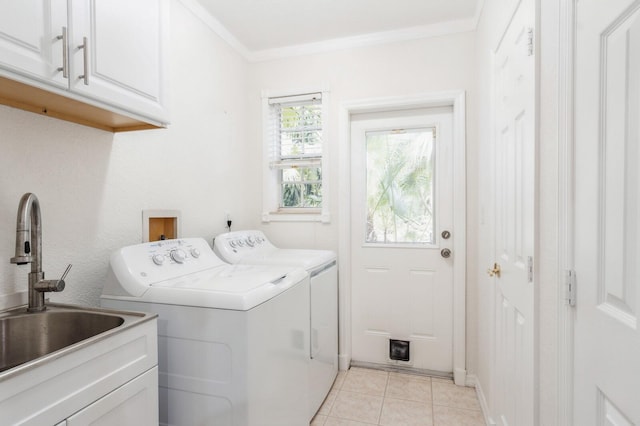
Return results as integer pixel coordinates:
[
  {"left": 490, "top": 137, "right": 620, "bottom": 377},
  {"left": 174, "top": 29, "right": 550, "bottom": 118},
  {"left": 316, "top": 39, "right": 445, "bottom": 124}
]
[{"left": 194, "top": 0, "right": 481, "bottom": 57}]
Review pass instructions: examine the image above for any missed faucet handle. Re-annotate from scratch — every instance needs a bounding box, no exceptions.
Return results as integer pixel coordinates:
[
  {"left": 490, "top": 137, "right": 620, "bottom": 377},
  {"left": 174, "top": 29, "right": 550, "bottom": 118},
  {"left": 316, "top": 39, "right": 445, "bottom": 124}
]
[
  {"left": 60, "top": 264, "right": 72, "bottom": 281},
  {"left": 34, "top": 264, "right": 71, "bottom": 293}
]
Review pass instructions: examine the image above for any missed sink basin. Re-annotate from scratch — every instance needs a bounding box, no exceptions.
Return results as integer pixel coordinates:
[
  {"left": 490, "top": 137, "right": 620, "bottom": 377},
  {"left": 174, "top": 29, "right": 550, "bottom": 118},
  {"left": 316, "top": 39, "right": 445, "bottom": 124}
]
[
  {"left": 0, "top": 310, "right": 125, "bottom": 372},
  {"left": 0, "top": 303, "right": 155, "bottom": 379}
]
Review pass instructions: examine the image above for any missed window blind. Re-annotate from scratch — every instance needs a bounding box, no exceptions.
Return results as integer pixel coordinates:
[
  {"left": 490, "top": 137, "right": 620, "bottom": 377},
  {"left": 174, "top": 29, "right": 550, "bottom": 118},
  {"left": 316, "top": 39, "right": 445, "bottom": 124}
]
[{"left": 267, "top": 92, "right": 323, "bottom": 168}]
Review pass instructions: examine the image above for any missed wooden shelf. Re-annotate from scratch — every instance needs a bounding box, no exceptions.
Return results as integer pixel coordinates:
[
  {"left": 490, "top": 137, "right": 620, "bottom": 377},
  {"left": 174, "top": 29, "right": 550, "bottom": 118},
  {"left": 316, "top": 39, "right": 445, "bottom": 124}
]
[{"left": 0, "top": 76, "right": 163, "bottom": 132}]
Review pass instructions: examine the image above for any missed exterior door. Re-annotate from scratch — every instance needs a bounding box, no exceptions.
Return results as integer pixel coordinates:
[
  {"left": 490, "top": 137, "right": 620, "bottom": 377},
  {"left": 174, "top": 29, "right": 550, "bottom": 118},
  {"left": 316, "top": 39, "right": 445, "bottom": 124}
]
[
  {"left": 350, "top": 107, "right": 454, "bottom": 372},
  {"left": 491, "top": 0, "right": 535, "bottom": 423},
  {"left": 574, "top": 0, "right": 640, "bottom": 423}
]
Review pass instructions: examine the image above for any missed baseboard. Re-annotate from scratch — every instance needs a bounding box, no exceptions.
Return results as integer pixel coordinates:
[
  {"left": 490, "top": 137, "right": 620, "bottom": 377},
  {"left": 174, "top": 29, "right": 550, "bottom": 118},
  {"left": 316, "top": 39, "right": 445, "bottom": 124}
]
[
  {"left": 338, "top": 353, "right": 351, "bottom": 371},
  {"left": 349, "top": 360, "right": 454, "bottom": 380},
  {"left": 454, "top": 367, "right": 467, "bottom": 386},
  {"left": 465, "top": 373, "right": 477, "bottom": 387},
  {"left": 470, "top": 374, "right": 497, "bottom": 425}
]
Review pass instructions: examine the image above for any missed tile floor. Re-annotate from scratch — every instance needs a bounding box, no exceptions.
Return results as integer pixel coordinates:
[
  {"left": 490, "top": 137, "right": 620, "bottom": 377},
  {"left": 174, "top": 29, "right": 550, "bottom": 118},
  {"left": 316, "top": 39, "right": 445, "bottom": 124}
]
[{"left": 310, "top": 367, "right": 485, "bottom": 426}]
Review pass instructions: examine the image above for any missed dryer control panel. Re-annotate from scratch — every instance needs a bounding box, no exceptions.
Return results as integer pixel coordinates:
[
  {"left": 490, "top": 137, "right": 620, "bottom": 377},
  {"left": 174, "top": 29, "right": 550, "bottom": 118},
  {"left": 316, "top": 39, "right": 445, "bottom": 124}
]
[{"left": 214, "top": 230, "right": 277, "bottom": 263}]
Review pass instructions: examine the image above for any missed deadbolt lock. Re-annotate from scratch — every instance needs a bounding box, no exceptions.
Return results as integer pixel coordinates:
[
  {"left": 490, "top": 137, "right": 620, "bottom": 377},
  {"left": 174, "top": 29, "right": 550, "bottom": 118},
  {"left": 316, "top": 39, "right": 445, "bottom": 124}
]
[
  {"left": 487, "top": 263, "right": 501, "bottom": 278},
  {"left": 441, "top": 230, "right": 451, "bottom": 239}
]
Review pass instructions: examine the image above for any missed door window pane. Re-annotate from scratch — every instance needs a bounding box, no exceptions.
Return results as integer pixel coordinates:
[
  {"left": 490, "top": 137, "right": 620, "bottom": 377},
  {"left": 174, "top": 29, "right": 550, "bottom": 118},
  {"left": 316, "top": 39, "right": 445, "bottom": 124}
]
[{"left": 365, "top": 128, "right": 435, "bottom": 244}]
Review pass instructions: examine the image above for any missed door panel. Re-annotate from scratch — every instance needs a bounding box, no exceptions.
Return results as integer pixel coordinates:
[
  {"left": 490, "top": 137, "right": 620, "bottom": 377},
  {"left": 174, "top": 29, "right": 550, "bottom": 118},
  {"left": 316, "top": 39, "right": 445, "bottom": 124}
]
[
  {"left": 0, "top": 0, "right": 67, "bottom": 87},
  {"left": 69, "top": 0, "right": 167, "bottom": 120},
  {"left": 491, "top": 0, "right": 535, "bottom": 423},
  {"left": 574, "top": 0, "right": 640, "bottom": 423},
  {"left": 350, "top": 108, "right": 454, "bottom": 372}
]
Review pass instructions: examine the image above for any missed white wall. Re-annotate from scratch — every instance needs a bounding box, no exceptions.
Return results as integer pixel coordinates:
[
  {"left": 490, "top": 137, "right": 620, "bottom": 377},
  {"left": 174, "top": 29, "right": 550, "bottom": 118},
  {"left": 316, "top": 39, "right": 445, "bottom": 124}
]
[
  {"left": 0, "top": 0, "right": 252, "bottom": 307},
  {"left": 474, "top": 0, "right": 561, "bottom": 423},
  {"left": 247, "top": 32, "right": 480, "bottom": 373}
]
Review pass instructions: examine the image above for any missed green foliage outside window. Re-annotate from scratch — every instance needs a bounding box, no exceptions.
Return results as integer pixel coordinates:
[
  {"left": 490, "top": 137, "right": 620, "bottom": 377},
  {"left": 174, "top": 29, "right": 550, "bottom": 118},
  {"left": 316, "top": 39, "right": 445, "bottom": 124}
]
[
  {"left": 366, "top": 129, "right": 435, "bottom": 244},
  {"left": 278, "top": 102, "right": 323, "bottom": 208}
]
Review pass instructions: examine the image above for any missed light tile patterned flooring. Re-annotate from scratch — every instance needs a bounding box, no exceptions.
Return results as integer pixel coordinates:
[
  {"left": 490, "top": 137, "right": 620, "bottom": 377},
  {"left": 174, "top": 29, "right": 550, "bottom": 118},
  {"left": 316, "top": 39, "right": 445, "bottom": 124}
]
[{"left": 310, "top": 367, "right": 485, "bottom": 426}]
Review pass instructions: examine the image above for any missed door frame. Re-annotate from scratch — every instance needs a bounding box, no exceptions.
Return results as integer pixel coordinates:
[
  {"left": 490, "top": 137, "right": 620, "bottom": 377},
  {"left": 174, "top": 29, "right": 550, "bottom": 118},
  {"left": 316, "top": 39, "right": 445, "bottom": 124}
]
[
  {"left": 338, "top": 90, "right": 467, "bottom": 385},
  {"left": 558, "top": 0, "right": 575, "bottom": 425}
]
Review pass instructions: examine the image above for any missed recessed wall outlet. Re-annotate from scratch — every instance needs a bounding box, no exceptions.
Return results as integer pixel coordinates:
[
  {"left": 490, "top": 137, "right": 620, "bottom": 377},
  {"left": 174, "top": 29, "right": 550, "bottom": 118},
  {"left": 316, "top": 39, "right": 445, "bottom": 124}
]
[{"left": 142, "top": 209, "right": 181, "bottom": 242}]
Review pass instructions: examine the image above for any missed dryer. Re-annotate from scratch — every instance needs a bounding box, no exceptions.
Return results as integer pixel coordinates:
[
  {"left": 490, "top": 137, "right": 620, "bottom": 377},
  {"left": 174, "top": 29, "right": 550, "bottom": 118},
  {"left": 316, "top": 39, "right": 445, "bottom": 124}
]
[
  {"left": 100, "top": 238, "right": 310, "bottom": 426},
  {"left": 213, "top": 230, "right": 338, "bottom": 420}
]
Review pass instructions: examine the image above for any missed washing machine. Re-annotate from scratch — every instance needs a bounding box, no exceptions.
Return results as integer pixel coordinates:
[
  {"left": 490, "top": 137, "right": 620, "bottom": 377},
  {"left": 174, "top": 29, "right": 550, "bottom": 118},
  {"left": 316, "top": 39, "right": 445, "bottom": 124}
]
[
  {"left": 100, "top": 238, "right": 310, "bottom": 426},
  {"left": 213, "top": 230, "right": 338, "bottom": 420}
]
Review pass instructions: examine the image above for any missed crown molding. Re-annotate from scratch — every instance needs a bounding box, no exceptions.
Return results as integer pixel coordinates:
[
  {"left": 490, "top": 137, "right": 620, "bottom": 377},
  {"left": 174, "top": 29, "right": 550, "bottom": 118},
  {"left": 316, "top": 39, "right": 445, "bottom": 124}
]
[
  {"left": 247, "top": 18, "right": 476, "bottom": 62},
  {"left": 179, "top": 0, "right": 478, "bottom": 63},
  {"left": 177, "top": 0, "right": 251, "bottom": 59}
]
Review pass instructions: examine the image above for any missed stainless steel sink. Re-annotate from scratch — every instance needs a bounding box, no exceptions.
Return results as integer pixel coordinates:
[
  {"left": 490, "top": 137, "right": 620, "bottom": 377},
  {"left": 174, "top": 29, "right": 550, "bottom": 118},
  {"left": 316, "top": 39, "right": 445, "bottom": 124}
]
[
  {"left": 0, "top": 304, "right": 155, "bottom": 377},
  {"left": 0, "top": 302, "right": 157, "bottom": 425}
]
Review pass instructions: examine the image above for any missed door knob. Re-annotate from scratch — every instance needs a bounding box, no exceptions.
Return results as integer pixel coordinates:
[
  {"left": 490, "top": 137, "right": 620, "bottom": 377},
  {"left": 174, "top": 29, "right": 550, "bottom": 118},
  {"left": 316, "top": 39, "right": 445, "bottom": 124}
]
[
  {"left": 441, "top": 248, "right": 451, "bottom": 258},
  {"left": 487, "top": 263, "right": 501, "bottom": 278}
]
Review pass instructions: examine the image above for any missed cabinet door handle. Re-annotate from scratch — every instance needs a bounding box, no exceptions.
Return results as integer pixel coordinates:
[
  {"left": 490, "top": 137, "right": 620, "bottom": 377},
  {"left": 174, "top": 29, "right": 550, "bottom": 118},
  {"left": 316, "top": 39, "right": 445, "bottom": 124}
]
[
  {"left": 78, "top": 36, "right": 89, "bottom": 85},
  {"left": 56, "top": 27, "right": 68, "bottom": 78}
]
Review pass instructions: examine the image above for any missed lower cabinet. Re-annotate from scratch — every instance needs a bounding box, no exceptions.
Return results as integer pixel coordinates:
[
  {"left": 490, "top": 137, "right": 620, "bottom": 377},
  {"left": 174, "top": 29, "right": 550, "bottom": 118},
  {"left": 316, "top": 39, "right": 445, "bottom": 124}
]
[{"left": 55, "top": 367, "right": 158, "bottom": 426}]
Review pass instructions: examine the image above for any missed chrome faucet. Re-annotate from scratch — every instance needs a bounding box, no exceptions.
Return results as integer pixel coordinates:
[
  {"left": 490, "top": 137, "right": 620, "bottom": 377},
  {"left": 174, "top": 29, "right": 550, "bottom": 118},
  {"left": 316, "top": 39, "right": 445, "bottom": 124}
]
[{"left": 10, "top": 193, "right": 70, "bottom": 312}]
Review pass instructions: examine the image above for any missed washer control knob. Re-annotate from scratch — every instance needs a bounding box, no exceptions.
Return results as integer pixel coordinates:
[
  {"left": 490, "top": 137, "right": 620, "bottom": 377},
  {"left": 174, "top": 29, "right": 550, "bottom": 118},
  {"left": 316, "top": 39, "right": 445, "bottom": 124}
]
[
  {"left": 229, "top": 240, "right": 237, "bottom": 248},
  {"left": 190, "top": 248, "right": 201, "bottom": 258},
  {"left": 246, "top": 236, "right": 255, "bottom": 247},
  {"left": 152, "top": 254, "right": 165, "bottom": 265},
  {"left": 237, "top": 239, "right": 245, "bottom": 247},
  {"left": 170, "top": 249, "right": 187, "bottom": 263}
]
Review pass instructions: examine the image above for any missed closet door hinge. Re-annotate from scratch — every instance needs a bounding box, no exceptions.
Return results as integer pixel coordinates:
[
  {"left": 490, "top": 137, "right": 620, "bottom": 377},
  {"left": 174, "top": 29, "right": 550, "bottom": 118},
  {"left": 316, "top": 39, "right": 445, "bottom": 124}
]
[
  {"left": 565, "top": 270, "right": 576, "bottom": 307},
  {"left": 527, "top": 27, "right": 534, "bottom": 56},
  {"left": 527, "top": 256, "right": 533, "bottom": 283}
]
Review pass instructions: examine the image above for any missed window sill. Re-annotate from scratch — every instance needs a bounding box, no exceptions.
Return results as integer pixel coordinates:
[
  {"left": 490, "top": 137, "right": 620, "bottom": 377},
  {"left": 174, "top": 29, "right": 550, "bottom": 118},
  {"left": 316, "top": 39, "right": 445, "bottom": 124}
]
[{"left": 261, "top": 211, "right": 330, "bottom": 223}]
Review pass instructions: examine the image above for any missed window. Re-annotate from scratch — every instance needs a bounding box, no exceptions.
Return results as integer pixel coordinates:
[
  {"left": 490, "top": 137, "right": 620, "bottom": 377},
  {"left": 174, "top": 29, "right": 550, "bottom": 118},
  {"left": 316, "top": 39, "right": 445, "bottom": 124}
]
[
  {"left": 365, "top": 127, "right": 435, "bottom": 244},
  {"left": 262, "top": 90, "right": 330, "bottom": 222}
]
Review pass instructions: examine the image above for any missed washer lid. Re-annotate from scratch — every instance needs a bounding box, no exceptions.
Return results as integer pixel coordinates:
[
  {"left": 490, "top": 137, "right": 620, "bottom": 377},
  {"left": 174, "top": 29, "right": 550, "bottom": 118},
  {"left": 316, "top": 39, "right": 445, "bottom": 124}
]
[
  {"left": 107, "top": 263, "right": 308, "bottom": 311},
  {"left": 143, "top": 265, "right": 308, "bottom": 310},
  {"left": 151, "top": 264, "right": 291, "bottom": 292},
  {"left": 239, "top": 249, "right": 336, "bottom": 272}
]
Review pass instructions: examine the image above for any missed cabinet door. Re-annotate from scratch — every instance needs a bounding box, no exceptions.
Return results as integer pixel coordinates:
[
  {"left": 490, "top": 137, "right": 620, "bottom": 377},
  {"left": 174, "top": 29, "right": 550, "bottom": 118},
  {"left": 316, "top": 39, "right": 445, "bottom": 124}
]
[
  {"left": 66, "top": 367, "right": 159, "bottom": 426},
  {"left": 69, "top": 0, "right": 168, "bottom": 122},
  {"left": 0, "top": 0, "right": 68, "bottom": 88}
]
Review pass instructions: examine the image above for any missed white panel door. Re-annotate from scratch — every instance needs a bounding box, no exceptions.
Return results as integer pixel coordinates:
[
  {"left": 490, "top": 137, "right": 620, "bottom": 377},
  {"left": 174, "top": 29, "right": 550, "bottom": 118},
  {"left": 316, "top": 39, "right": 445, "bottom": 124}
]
[
  {"left": 491, "top": 0, "right": 535, "bottom": 423},
  {"left": 69, "top": 0, "right": 168, "bottom": 121},
  {"left": 350, "top": 107, "right": 454, "bottom": 372},
  {"left": 0, "top": 0, "right": 67, "bottom": 87},
  {"left": 574, "top": 0, "right": 640, "bottom": 424}
]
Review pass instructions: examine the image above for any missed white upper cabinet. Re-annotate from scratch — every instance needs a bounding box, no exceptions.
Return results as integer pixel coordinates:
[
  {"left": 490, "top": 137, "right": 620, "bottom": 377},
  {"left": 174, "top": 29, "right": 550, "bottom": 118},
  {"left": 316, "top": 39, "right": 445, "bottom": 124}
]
[
  {"left": 0, "top": 0, "right": 169, "bottom": 130},
  {"left": 0, "top": 0, "right": 68, "bottom": 88},
  {"left": 69, "top": 0, "right": 169, "bottom": 123}
]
